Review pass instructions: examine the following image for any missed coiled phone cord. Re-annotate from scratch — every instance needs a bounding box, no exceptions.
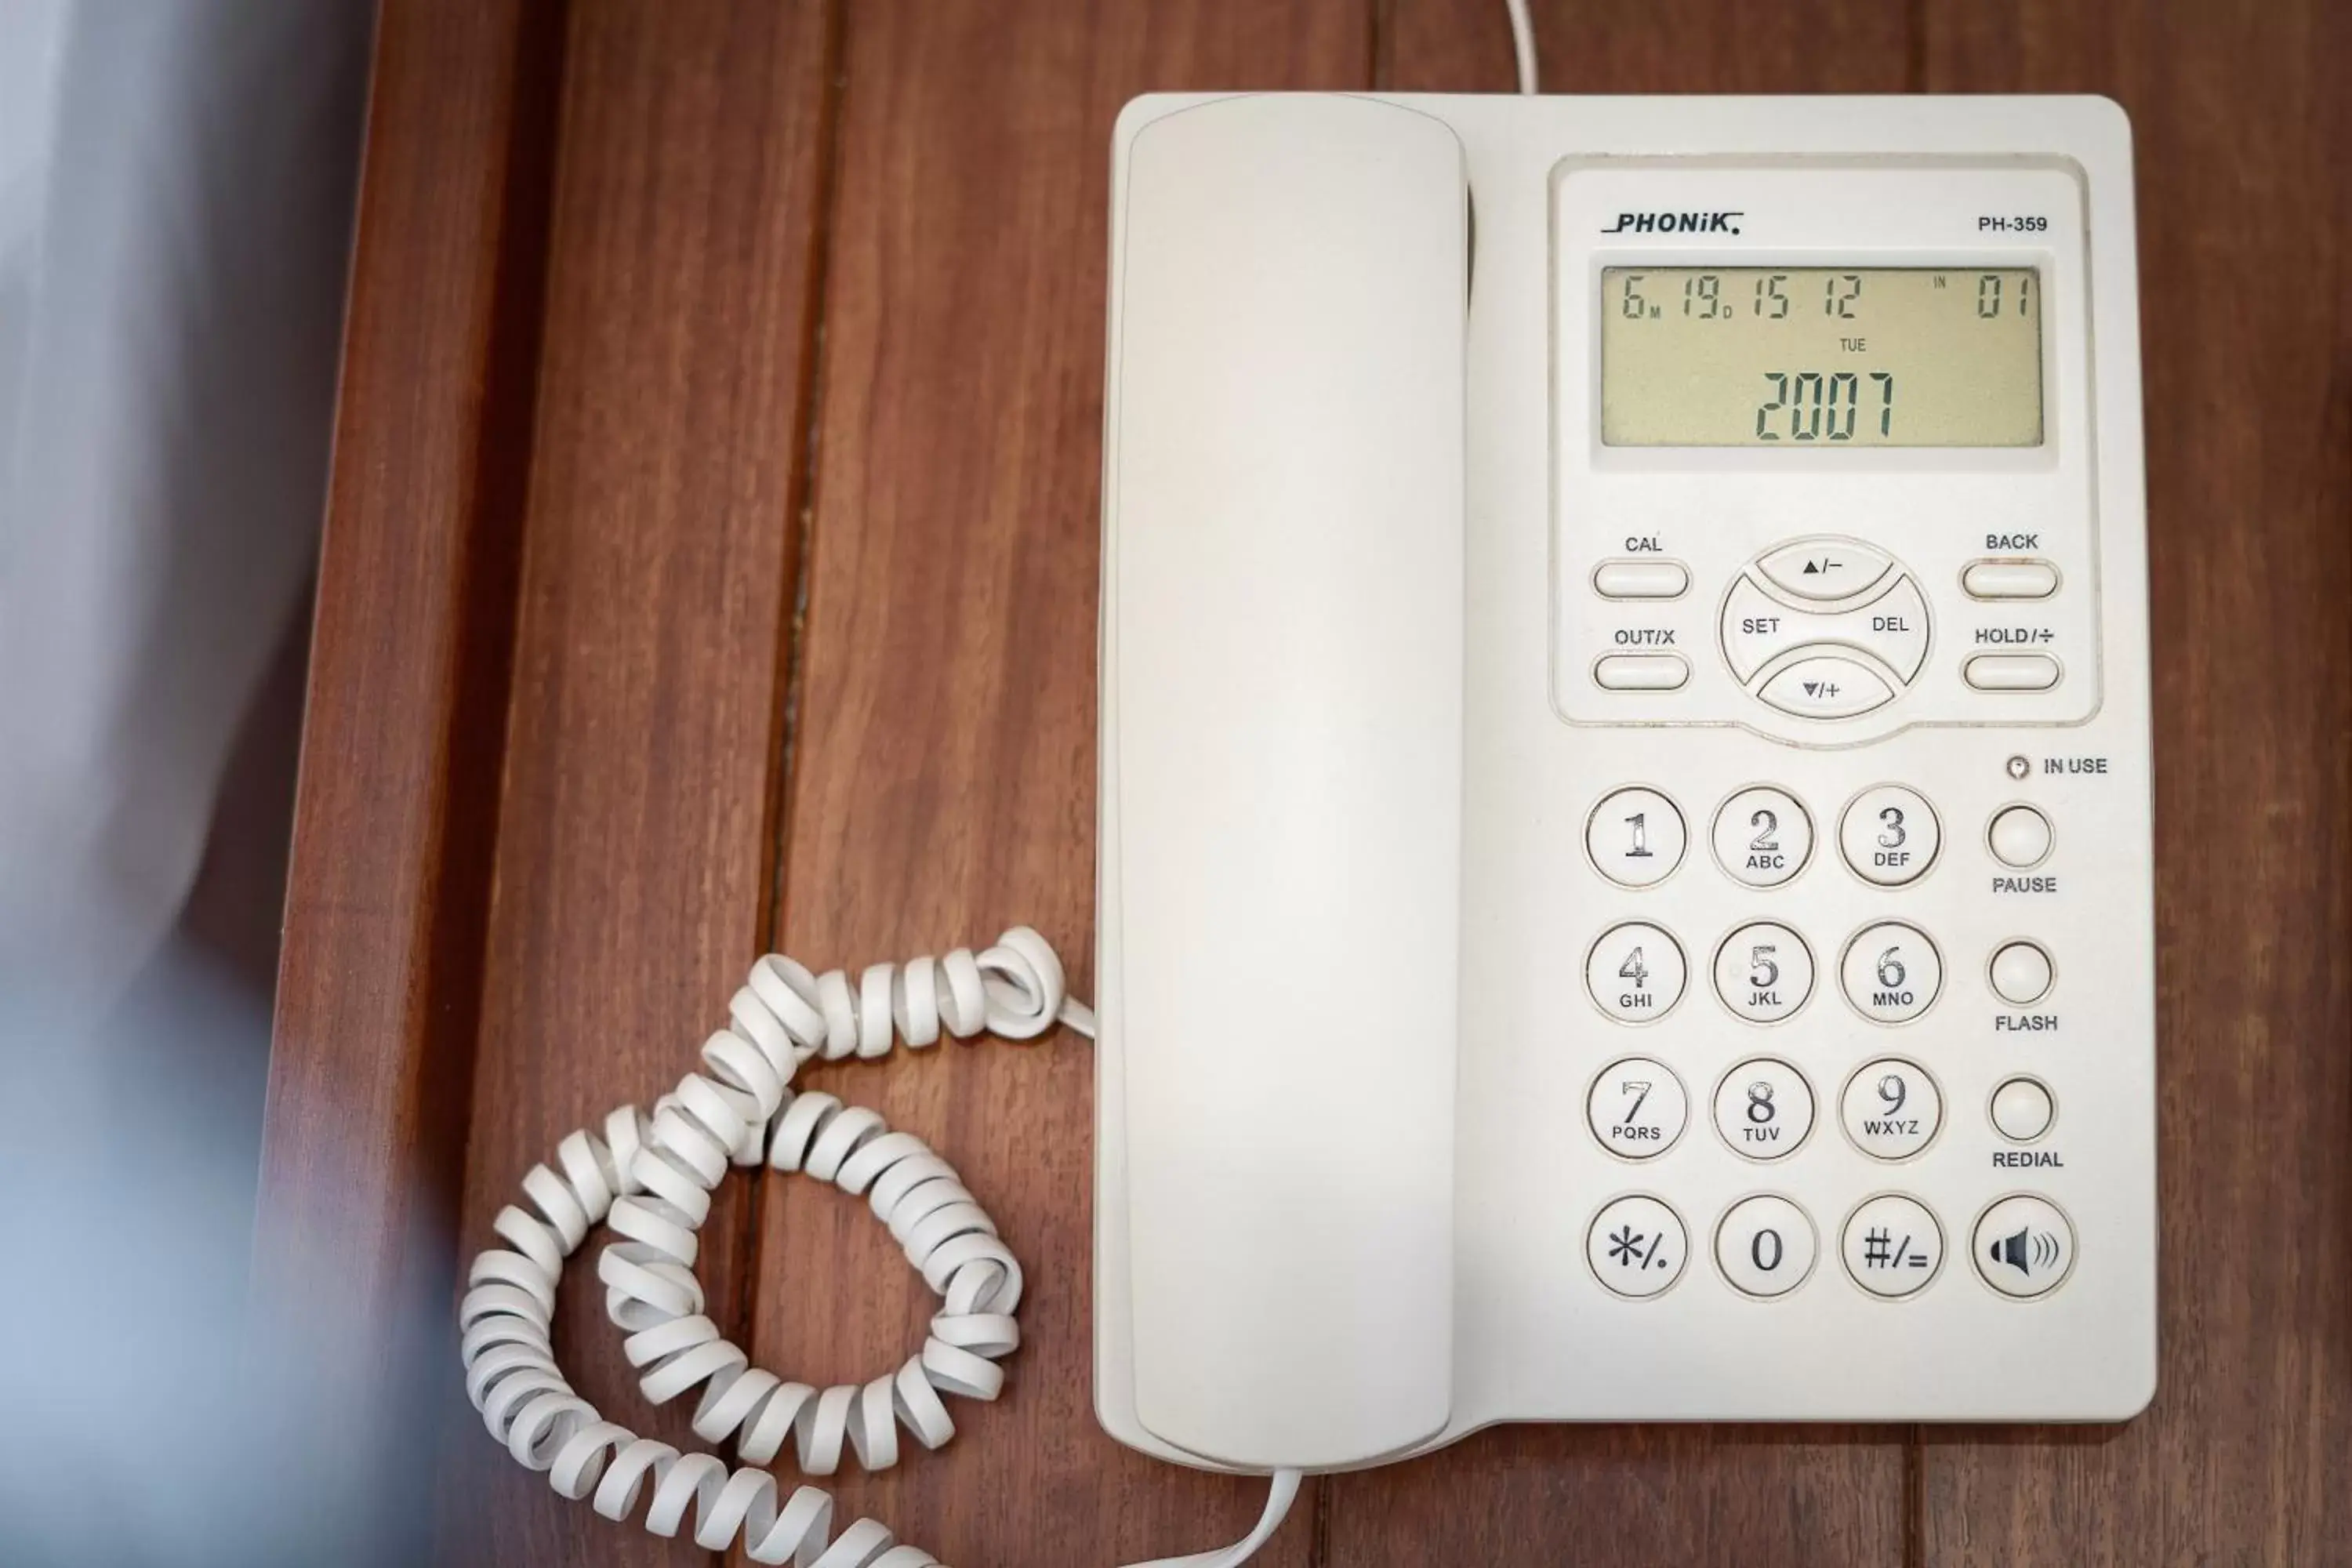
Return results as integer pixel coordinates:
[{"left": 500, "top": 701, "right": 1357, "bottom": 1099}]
[{"left": 458, "top": 927, "right": 1298, "bottom": 1567}]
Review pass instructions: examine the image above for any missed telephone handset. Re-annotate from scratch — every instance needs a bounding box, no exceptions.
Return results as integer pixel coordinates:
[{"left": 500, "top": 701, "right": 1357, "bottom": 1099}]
[{"left": 1096, "top": 81, "right": 2155, "bottom": 1537}]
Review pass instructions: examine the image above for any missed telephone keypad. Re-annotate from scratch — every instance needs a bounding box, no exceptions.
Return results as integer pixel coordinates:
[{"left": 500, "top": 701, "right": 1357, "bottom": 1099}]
[
  {"left": 1711, "top": 786, "right": 1813, "bottom": 887},
  {"left": 1714, "top": 1194, "right": 1818, "bottom": 1299},
  {"left": 1585, "top": 786, "right": 1687, "bottom": 887},
  {"left": 1711, "top": 1057, "right": 1815, "bottom": 1160},
  {"left": 1841, "top": 921, "right": 1943, "bottom": 1022},
  {"left": 1584, "top": 921, "right": 1686, "bottom": 1022},
  {"left": 1581, "top": 776, "right": 2062, "bottom": 1306}
]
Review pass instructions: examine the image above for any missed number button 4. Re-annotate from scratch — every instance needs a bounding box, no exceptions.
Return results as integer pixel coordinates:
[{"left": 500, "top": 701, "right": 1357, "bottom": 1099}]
[{"left": 1585, "top": 922, "right": 1688, "bottom": 1023}]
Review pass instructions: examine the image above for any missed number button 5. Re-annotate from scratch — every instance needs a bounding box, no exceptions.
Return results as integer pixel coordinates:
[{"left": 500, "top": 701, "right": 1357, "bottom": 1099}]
[{"left": 1712, "top": 920, "right": 1815, "bottom": 1022}]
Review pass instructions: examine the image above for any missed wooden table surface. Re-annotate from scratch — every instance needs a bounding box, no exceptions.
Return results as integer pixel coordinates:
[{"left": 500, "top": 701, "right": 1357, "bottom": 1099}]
[{"left": 256, "top": 2, "right": 2350, "bottom": 1563}]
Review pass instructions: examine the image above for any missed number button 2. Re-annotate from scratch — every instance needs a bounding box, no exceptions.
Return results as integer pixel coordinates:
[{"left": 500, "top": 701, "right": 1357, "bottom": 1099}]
[{"left": 1711, "top": 786, "right": 1815, "bottom": 888}]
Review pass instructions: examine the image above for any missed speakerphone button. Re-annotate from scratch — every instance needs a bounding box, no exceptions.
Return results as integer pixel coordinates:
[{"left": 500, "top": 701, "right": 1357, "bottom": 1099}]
[
  {"left": 1758, "top": 539, "right": 1894, "bottom": 601},
  {"left": 1594, "top": 653, "right": 1690, "bottom": 691},
  {"left": 1757, "top": 655, "right": 1895, "bottom": 719},
  {"left": 1964, "top": 653, "right": 2062, "bottom": 691},
  {"left": 1962, "top": 559, "right": 2060, "bottom": 600},
  {"left": 1592, "top": 559, "right": 1691, "bottom": 600},
  {"left": 1971, "top": 1194, "right": 2075, "bottom": 1299}
]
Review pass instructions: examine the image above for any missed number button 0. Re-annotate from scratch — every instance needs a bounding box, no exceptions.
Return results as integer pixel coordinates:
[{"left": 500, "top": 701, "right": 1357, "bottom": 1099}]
[
  {"left": 1711, "top": 786, "right": 1814, "bottom": 888},
  {"left": 1840, "top": 1057, "right": 1944, "bottom": 1160},
  {"left": 1715, "top": 1194, "right": 1818, "bottom": 1299},
  {"left": 1839, "top": 784, "right": 1941, "bottom": 887},
  {"left": 1711, "top": 1057, "right": 1815, "bottom": 1160},
  {"left": 1842, "top": 921, "right": 1944, "bottom": 1023},
  {"left": 1587, "top": 786, "right": 1687, "bottom": 888},
  {"left": 1712, "top": 920, "right": 1815, "bottom": 1023},
  {"left": 1585, "top": 922, "right": 1688, "bottom": 1023}
]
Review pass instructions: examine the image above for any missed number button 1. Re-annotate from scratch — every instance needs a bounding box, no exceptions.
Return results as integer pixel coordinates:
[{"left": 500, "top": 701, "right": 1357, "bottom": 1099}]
[
  {"left": 1715, "top": 1194, "right": 1818, "bottom": 1298},
  {"left": 1587, "top": 786, "right": 1687, "bottom": 888}
]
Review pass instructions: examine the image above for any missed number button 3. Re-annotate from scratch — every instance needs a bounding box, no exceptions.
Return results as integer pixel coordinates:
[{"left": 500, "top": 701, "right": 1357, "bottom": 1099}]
[
  {"left": 1587, "top": 786, "right": 1687, "bottom": 888},
  {"left": 1840, "top": 785, "right": 1941, "bottom": 887}
]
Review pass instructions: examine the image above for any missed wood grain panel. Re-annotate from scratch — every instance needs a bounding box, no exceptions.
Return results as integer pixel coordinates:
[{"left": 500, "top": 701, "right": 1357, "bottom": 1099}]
[
  {"left": 738, "top": 4, "right": 1367, "bottom": 1566},
  {"left": 253, "top": 5, "right": 560, "bottom": 1563},
  {"left": 1337, "top": 12, "right": 1911, "bottom": 1568},
  {"left": 428, "top": 2, "right": 834, "bottom": 1562},
  {"left": 1918, "top": 3, "right": 2352, "bottom": 1563}
]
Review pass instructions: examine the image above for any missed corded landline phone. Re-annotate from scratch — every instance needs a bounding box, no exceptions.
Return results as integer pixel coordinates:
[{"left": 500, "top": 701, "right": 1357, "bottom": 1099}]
[{"left": 460, "top": 80, "right": 2154, "bottom": 1568}]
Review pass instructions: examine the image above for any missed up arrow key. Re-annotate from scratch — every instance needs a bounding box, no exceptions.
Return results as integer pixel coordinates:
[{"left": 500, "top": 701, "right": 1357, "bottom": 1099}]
[{"left": 1758, "top": 539, "right": 1895, "bottom": 602}]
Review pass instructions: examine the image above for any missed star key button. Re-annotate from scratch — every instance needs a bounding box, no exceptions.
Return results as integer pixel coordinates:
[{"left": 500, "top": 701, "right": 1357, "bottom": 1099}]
[{"left": 1586, "top": 1194, "right": 1688, "bottom": 1299}]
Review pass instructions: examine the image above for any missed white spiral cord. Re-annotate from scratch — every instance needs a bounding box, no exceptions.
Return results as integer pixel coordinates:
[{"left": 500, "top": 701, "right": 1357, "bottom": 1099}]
[{"left": 458, "top": 927, "right": 1298, "bottom": 1568}]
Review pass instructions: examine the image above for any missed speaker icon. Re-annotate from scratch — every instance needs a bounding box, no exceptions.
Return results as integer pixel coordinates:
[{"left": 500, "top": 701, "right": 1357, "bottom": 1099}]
[{"left": 1989, "top": 1226, "right": 2063, "bottom": 1276}]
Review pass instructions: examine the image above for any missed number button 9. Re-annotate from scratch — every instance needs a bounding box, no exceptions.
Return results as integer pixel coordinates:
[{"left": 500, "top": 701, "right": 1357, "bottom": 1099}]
[{"left": 1839, "top": 1058, "right": 1944, "bottom": 1160}]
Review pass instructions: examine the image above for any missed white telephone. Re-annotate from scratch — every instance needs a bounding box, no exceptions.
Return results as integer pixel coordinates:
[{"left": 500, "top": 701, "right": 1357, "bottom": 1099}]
[
  {"left": 457, "top": 88, "right": 2154, "bottom": 1568},
  {"left": 1094, "top": 86, "right": 2155, "bottom": 1534}
]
